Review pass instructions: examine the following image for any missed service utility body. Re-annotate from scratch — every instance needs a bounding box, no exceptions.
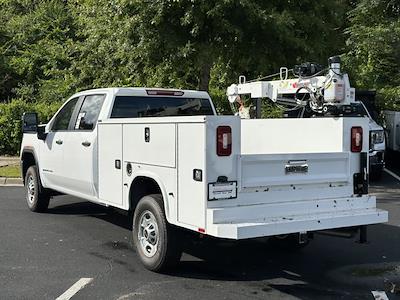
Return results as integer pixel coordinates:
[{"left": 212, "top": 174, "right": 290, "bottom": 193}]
[{"left": 21, "top": 56, "right": 388, "bottom": 271}]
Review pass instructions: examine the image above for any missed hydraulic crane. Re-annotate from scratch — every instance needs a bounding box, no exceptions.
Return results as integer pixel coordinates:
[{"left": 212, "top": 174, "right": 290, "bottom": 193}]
[{"left": 227, "top": 56, "right": 359, "bottom": 118}]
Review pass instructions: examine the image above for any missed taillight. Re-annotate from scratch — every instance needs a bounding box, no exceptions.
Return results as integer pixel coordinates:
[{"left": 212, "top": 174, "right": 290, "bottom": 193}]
[
  {"left": 217, "top": 126, "right": 232, "bottom": 156},
  {"left": 351, "top": 127, "right": 363, "bottom": 152}
]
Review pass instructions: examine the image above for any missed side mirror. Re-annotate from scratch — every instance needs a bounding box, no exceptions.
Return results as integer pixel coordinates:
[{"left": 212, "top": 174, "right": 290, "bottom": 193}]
[
  {"left": 22, "top": 112, "right": 48, "bottom": 140},
  {"left": 37, "top": 124, "right": 47, "bottom": 141},
  {"left": 22, "top": 112, "right": 38, "bottom": 133}
]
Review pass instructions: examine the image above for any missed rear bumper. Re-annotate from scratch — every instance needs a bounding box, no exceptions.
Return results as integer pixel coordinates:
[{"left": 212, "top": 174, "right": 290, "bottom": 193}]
[
  {"left": 206, "top": 196, "right": 388, "bottom": 239},
  {"left": 212, "top": 208, "right": 387, "bottom": 239}
]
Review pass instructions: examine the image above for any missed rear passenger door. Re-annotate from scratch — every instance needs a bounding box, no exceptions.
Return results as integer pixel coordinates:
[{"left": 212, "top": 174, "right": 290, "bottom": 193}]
[{"left": 62, "top": 94, "right": 105, "bottom": 197}]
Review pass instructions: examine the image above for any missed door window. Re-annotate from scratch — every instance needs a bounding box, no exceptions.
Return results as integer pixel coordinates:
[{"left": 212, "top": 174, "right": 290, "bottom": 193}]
[
  {"left": 51, "top": 97, "right": 79, "bottom": 131},
  {"left": 74, "top": 94, "right": 105, "bottom": 130}
]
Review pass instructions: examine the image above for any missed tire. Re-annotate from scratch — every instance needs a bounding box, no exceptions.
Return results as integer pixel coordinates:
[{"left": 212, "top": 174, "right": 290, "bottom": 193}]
[
  {"left": 132, "top": 194, "right": 182, "bottom": 272},
  {"left": 25, "top": 165, "right": 50, "bottom": 212}
]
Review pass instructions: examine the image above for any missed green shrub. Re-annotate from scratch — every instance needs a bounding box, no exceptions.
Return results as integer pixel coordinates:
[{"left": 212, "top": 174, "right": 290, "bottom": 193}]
[
  {"left": 209, "top": 88, "right": 232, "bottom": 115},
  {"left": 0, "top": 99, "right": 61, "bottom": 155},
  {"left": 209, "top": 87, "right": 284, "bottom": 118},
  {"left": 34, "top": 101, "right": 63, "bottom": 124}
]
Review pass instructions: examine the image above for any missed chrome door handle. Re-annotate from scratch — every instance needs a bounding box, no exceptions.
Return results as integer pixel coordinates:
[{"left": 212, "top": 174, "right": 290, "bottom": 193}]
[
  {"left": 82, "top": 141, "right": 91, "bottom": 147},
  {"left": 56, "top": 140, "right": 63, "bottom": 145}
]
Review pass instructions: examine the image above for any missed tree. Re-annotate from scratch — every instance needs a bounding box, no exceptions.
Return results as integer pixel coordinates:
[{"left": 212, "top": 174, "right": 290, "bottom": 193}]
[
  {"left": 345, "top": 0, "right": 400, "bottom": 110},
  {"left": 0, "top": 0, "right": 350, "bottom": 108},
  {"left": 68, "top": 0, "right": 138, "bottom": 90},
  {"left": 0, "top": 0, "right": 353, "bottom": 154},
  {"left": 0, "top": 0, "right": 78, "bottom": 102},
  {"left": 129, "top": 0, "right": 350, "bottom": 94}
]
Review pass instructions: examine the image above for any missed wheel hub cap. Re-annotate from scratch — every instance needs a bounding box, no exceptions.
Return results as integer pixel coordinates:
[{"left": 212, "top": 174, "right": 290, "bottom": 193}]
[
  {"left": 138, "top": 210, "right": 159, "bottom": 258},
  {"left": 27, "top": 175, "right": 35, "bottom": 204}
]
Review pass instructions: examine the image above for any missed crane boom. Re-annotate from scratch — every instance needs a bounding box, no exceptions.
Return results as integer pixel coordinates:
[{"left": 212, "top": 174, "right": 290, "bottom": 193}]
[{"left": 227, "top": 56, "right": 356, "bottom": 117}]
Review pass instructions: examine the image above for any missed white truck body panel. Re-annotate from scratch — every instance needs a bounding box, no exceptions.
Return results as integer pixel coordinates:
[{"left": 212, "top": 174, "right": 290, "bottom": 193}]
[
  {"left": 177, "top": 123, "right": 206, "bottom": 228},
  {"left": 21, "top": 87, "right": 388, "bottom": 241},
  {"left": 98, "top": 123, "right": 123, "bottom": 206},
  {"left": 39, "top": 131, "right": 65, "bottom": 187},
  {"left": 241, "top": 118, "right": 346, "bottom": 154},
  {"left": 62, "top": 130, "right": 97, "bottom": 196},
  {"left": 123, "top": 123, "right": 176, "bottom": 168},
  {"left": 94, "top": 113, "right": 386, "bottom": 238}
]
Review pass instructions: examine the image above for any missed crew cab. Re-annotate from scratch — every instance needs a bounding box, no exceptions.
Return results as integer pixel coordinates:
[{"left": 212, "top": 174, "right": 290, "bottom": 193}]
[{"left": 21, "top": 87, "right": 388, "bottom": 271}]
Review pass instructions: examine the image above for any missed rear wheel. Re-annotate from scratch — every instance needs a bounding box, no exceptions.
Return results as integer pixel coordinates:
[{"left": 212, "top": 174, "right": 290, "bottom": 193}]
[
  {"left": 132, "top": 194, "right": 182, "bottom": 272},
  {"left": 25, "top": 166, "right": 50, "bottom": 212}
]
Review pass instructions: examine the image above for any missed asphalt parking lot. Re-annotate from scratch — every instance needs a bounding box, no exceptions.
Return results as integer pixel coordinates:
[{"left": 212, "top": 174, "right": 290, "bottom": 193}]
[{"left": 1, "top": 170, "right": 400, "bottom": 300}]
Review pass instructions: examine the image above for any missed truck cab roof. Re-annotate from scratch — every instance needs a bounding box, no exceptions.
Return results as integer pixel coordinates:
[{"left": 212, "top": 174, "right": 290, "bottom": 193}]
[
  {"left": 72, "top": 87, "right": 211, "bottom": 100},
  {"left": 50, "top": 87, "right": 217, "bottom": 128}
]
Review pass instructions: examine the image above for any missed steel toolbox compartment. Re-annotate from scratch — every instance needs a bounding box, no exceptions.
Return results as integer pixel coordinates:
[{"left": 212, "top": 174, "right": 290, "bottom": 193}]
[
  {"left": 98, "top": 115, "right": 387, "bottom": 239},
  {"left": 204, "top": 116, "right": 387, "bottom": 238}
]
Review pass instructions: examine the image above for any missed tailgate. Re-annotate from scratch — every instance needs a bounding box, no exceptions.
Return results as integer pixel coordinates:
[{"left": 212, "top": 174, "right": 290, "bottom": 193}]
[
  {"left": 240, "top": 152, "right": 349, "bottom": 188},
  {"left": 235, "top": 152, "right": 354, "bottom": 206}
]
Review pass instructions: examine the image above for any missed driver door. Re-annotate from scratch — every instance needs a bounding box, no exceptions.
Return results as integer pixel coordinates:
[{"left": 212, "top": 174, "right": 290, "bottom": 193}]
[
  {"left": 61, "top": 94, "right": 106, "bottom": 197},
  {"left": 39, "top": 97, "right": 80, "bottom": 189}
]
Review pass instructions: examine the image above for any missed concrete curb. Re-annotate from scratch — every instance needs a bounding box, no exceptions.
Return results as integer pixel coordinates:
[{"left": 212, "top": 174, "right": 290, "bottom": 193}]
[{"left": 0, "top": 177, "right": 23, "bottom": 186}]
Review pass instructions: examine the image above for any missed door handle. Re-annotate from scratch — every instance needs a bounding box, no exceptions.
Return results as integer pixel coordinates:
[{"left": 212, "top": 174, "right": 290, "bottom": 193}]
[
  {"left": 56, "top": 140, "right": 63, "bottom": 145},
  {"left": 82, "top": 141, "right": 91, "bottom": 147},
  {"left": 145, "top": 127, "right": 150, "bottom": 142}
]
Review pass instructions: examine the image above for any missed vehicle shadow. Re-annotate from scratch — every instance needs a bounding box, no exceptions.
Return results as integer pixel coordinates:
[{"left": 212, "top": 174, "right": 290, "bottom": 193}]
[
  {"left": 46, "top": 199, "right": 400, "bottom": 298},
  {"left": 47, "top": 199, "right": 132, "bottom": 230},
  {"left": 171, "top": 224, "right": 400, "bottom": 298}
]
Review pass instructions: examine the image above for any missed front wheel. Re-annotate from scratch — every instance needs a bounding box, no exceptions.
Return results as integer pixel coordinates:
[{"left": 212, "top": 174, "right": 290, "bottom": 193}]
[
  {"left": 25, "top": 165, "right": 50, "bottom": 212},
  {"left": 132, "top": 194, "right": 182, "bottom": 272}
]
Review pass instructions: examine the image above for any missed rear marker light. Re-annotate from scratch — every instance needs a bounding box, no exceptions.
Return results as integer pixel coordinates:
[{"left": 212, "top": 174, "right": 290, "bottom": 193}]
[
  {"left": 217, "top": 126, "right": 232, "bottom": 156},
  {"left": 146, "top": 90, "right": 184, "bottom": 96},
  {"left": 198, "top": 228, "right": 205, "bottom": 233},
  {"left": 351, "top": 127, "right": 363, "bottom": 152}
]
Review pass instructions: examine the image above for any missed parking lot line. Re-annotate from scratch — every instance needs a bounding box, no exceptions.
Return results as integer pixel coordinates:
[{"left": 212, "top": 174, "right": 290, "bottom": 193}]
[
  {"left": 55, "top": 278, "right": 93, "bottom": 300},
  {"left": 384, "top": 168, "right": 400, "bottom": 182}
]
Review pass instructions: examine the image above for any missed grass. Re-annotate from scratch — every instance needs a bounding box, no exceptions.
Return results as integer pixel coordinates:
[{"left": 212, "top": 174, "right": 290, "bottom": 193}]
[
  {"left": 0, "top": 165, "right": 21, "bottom": 178},
  {"left": 350, "top": 265, "right": 396, "bottom": 277}
]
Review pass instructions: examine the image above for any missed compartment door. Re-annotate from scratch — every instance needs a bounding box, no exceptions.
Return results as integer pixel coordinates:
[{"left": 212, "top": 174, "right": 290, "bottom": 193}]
[
  {"left": 177, "top": 123, "right": 206, "bottom": 229},
  {"left": 122, "top": 124, "right": 176, "bottom": 167},
  {"left": 98, "top": 124, "right": 123, "bottom": 206}
]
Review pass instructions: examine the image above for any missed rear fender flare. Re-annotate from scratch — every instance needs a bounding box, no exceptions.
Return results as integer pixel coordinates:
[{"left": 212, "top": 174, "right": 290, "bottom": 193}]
[{"left": 128, "top": 170, "right": 172, "bottom": 223}]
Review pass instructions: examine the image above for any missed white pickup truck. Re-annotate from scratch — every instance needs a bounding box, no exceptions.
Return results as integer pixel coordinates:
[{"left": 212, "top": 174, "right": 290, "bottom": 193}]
[{"left": 21, "top": 87, "right": 388, "bottom": 271}]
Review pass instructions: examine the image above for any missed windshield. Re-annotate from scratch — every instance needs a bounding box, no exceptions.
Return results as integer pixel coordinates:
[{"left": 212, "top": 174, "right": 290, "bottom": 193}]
[{"left": 110, "top": 96, "right": 214, "bottom": 118}]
